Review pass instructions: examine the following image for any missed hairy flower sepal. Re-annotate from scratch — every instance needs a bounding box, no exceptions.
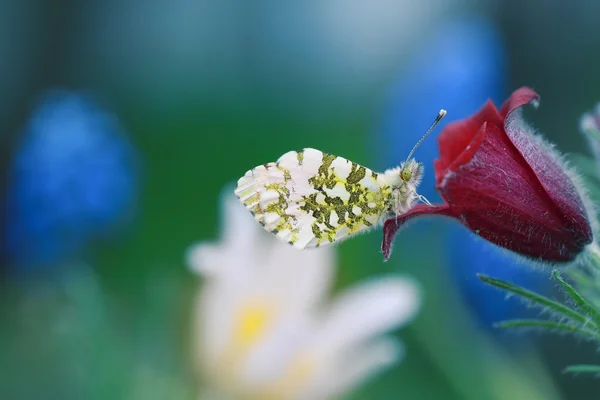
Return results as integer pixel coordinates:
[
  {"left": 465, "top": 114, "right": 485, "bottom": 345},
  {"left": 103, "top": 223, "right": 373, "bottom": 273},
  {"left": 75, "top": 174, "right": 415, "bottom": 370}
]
[{"left": 383, "top": 87, "right": 594, "bottom": 264}]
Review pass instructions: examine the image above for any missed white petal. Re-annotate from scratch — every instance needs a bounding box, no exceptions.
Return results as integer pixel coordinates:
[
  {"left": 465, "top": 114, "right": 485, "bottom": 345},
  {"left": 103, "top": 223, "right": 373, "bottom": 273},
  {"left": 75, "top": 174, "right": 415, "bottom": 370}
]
[
  {"left": 240, "top": 313, "right": 315, "bottom": 389},
  {"left": 186, "top": 242, "right": 226, "bottom": 276},
  {"left": 261, "top": 244, "right": 335, "bottom": 314},
  {"left": 186, "top": 190, "right": 268, "bottom": 277},
  {"left": 221, "top": 187, "right": 263, "bottom": 249},
  {"left": 314, "top": 276, "right": 420, "bottom": 357},
  {"left": 300, "top": 338, "right": 403, "bottom": 400},
  {"left": 193, "top": 282, "right": 238, "bottom": 370},
  {"left": 188, "top": 186, "right": 337, "bottom": 303},
  {"left": 194, "top": 267, "right": 265, "bottom": 371}
]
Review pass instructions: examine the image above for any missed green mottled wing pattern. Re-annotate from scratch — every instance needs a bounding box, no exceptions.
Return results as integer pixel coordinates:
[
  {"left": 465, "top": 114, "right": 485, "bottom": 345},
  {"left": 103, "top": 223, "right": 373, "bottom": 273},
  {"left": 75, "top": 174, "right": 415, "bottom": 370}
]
[{"left": 235, "top": 148, "right": 393, "bottom": 248}]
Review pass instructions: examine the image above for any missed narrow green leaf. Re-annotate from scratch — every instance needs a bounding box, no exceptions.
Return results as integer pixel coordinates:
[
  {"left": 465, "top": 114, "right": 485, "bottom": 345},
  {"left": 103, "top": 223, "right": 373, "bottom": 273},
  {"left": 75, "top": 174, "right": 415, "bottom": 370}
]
[
  {"left": 568, "top": 270, "right": 594, "bottom": 290},
  {"left": 588, "top": 246, "right": 600, "bottom": 272},
  {"left": 584, "top": 125, "right": 600, "bottom": 142},
  {"left": 568, "top": 270, "right": 600, "bottom": 310},
  {"left": 564, "top": 365, "right": 600, "bottom": 375},
  {"left": 477, "top": 274, "right": 589, "bottom": 324},
  {"left": 553, "top": 270, "right": 600, "bottom": 327},
  {"left": 494, "top": 319, "right": 600, "bottom": 341}
]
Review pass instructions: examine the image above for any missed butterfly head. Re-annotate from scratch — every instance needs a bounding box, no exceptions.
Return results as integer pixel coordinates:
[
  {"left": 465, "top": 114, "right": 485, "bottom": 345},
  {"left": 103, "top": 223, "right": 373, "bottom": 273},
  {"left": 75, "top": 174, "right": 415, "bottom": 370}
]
[
  {"left": 394, "top": 109, "right": 445, "bottom": 188},
  {"left": 399, "top": 158, "right": 424, "bottom": 185}
]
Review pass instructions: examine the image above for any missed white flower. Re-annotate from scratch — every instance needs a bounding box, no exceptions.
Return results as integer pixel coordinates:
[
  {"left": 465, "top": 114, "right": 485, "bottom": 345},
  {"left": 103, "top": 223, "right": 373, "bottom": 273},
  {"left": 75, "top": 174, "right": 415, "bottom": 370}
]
[{"left": 187, "top": 190, "right": 420, "bottom": 400}]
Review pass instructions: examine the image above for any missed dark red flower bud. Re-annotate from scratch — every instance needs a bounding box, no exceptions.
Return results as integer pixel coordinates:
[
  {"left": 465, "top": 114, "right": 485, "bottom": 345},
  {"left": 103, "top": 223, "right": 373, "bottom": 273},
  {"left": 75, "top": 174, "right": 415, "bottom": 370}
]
[{"left": 383, "top": 87, "right": 595, "bottom": 264}]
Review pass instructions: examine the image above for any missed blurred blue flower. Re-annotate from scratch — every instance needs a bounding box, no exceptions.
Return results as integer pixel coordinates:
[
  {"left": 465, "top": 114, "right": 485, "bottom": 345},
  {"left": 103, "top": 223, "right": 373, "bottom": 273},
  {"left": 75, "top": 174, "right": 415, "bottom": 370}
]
[
  {"left": 377, "top": 16, "right": 506, "bottom": 200},
  {"left": 376, "top": 16, "right": 548, "bottom": 331},
  {"left": 4, "top": 90, "right": 139, "bottom": 269}
]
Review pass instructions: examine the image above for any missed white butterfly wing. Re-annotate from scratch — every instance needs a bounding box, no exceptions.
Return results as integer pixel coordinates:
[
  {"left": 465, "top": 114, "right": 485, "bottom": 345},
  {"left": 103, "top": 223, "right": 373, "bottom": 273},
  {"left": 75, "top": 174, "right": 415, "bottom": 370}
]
[{"left": 235, "top": 148, "right": 392, "bottom": 248}]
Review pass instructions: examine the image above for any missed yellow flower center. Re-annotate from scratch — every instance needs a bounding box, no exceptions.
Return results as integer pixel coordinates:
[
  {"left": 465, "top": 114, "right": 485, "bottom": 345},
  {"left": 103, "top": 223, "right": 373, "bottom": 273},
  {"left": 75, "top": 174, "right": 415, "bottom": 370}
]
[
  {"left": 207, "top": 301, "right": 317, "bottom": 399},
  {"left": 208, "top": 301, "right": 275, "bottom": 391},
  {"left": 234, "top": 303, "right": 272, "bottom": 350}
]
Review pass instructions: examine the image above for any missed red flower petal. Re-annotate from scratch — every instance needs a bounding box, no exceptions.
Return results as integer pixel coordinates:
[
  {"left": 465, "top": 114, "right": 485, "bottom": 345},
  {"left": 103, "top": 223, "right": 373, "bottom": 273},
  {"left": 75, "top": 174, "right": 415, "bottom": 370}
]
[
  {"left": 434, "top": 101, "right": 503, "bottom": 182},
  {"left": 499, "top": 87, "right": 539, "bottom": 118},
  {"left": 438, "top": 123, "right": 583, "bottom": 261},
  {"left": 502, "top": 94, "right": 592, "bottom": 250},
  {"left": 382, "top": 204, "right": 454, "bottom": 260}
]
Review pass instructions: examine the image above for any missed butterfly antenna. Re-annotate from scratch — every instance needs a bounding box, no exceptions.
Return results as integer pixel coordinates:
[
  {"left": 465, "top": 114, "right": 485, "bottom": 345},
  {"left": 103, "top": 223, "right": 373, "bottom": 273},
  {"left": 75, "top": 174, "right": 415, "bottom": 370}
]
[{"left": 404, "top": 109, "right": 447, "bottom": 163}]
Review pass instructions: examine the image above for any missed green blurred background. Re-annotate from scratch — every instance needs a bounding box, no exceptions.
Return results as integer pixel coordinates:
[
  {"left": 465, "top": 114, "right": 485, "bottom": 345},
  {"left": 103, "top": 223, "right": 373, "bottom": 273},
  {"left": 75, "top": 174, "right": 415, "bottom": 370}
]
[{"left": 1, "top": 1, "right": 600, "bottom": 399}]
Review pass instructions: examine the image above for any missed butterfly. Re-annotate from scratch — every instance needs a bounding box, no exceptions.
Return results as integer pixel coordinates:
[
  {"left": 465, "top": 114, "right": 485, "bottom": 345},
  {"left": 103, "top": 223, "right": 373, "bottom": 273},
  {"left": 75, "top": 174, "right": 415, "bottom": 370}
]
[{"left": 235, "top": 110, "right": 446, "bottom": 249}]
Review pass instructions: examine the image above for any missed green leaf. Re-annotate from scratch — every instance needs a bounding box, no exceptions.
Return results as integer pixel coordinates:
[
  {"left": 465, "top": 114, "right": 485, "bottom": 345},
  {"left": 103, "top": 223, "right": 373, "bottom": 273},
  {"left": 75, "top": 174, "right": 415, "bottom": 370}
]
[
  {"left": 553, "top": 270, "right": 600, "bottom": 327},
  {"left": 563, "top": 365, "right": 600, "bottom": 375},
  {"left": 568, "top": 270, "right": 595, "bottom": 290},
  {"left": 477, "top": 274, "right": 590, "bottom": 324},
  {"left": 568, "top": 270, "right": 600, "bottom": 309},
  {"left": 494, "top": 319, "right": 600, "bottom": 341},
  {"left": 587, "top": 247, "right": 600, "bottom": 274},
  {"left": 584, "top": 125, "right": 600, "bottom": 142}
]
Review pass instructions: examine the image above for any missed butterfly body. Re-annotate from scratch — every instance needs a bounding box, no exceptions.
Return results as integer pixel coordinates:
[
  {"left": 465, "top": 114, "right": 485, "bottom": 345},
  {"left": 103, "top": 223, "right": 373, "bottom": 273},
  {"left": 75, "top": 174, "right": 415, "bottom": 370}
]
[{"left": 235, "top": 148, "right": 424, "bottom": 249}]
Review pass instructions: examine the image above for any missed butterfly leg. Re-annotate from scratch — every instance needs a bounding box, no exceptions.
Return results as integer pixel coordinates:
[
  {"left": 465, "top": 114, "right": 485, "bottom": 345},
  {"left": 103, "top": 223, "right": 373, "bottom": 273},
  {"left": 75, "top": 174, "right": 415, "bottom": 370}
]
[
  {"left": 417, "top": 193, "right": 438, "bottom": 208},
  {"left": 392, "top": 190, "right": 401, "bottom": 227}
]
